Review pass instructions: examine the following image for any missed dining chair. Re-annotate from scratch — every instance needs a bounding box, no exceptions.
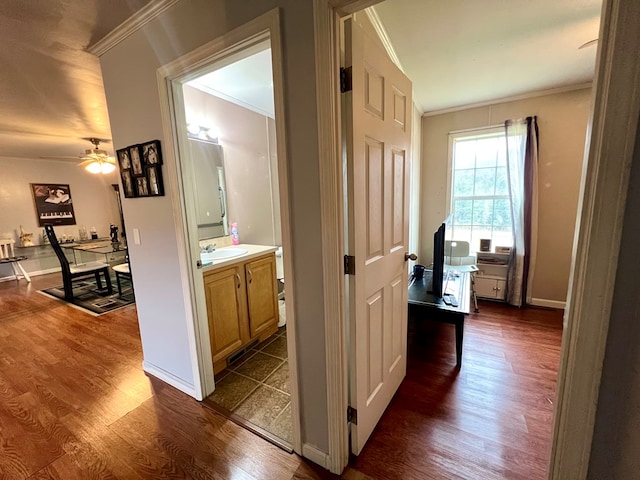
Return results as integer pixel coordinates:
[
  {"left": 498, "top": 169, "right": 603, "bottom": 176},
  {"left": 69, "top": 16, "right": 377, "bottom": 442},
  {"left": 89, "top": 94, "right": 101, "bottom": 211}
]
[
  {"left": 44, "top": 224, "right": 112, "bottom": 300},
  {"left": 444, "top": 240, "right": 479, "bottom": 313},
  {"left": 0, "top": 238, "right": 30, "bottom": 282}
]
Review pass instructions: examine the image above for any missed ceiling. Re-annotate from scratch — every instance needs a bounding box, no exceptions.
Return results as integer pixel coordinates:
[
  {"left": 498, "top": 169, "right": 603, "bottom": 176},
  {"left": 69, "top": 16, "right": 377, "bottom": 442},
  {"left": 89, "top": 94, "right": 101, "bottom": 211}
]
[
  {"left": 373, "top": 0, "right": 602, "bottom": 113},
  {"left": 0, "top": 0, "right": 601, "bottom": 161},
  {"left": 0, "top": 0, "right": 151, "bottom": 160}
]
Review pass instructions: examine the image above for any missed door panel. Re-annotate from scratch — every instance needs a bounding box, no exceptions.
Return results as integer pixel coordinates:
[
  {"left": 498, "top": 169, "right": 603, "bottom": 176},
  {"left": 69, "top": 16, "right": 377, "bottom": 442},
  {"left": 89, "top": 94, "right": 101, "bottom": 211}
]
[
  {"left": 345, "top": 15, "right": 412, "bottom": 455},
  {"left": 245, "top": 255, "right": 279, "bottom": 339}
]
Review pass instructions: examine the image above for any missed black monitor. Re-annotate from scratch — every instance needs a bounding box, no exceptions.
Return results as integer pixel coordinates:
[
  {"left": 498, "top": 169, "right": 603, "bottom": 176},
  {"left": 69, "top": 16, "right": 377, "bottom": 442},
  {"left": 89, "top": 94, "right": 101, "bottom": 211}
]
[{"left": 428, "top": 216, "right": 452, "bottom": 298}]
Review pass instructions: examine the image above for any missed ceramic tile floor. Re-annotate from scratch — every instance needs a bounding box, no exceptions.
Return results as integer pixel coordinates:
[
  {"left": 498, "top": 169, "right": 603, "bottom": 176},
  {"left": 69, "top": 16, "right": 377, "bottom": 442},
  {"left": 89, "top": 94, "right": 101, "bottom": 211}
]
[{"left": 204, "top": 326, "right": 292, "bottom": 444}]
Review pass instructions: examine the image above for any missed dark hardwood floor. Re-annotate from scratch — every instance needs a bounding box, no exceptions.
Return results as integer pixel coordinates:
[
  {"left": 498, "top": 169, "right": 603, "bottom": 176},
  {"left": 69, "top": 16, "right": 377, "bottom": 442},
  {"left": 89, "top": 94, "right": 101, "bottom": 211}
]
[{"left": 0, "top": 274, "right": 562, "bottom": 479}]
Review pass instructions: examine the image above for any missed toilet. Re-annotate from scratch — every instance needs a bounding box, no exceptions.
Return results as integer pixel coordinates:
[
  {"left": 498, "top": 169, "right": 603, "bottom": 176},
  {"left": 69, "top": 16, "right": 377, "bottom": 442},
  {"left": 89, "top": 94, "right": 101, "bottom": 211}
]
[{"left": 275, "top": 246, "right": 286, "bottom": 327}]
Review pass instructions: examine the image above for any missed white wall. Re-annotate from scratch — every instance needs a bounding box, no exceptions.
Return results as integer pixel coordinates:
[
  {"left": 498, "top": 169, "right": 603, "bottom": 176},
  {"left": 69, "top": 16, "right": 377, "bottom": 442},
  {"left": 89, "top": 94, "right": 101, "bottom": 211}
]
[
  {"left": 99, "top": 0, "right": 329, "bottom": 452},
  {"left": 183, "top": 85, "right": 281, "bottom": 246},
  {"left": 0, "top": 156, "right": 120, "bottom": 279},
  {"left": 421, "top": 88, "right": 592, "bottom": 304}
]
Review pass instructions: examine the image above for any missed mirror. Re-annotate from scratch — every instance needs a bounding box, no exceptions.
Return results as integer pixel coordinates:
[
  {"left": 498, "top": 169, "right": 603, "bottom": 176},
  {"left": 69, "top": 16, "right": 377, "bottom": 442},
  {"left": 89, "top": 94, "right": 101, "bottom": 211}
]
[{"left": 189, "top": 138, "right": 229, "bottom": 240}]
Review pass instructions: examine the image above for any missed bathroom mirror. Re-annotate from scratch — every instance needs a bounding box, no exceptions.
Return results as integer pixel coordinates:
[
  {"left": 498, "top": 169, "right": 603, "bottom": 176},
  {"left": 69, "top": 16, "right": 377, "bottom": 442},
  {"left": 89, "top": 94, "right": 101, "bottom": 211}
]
[{"left": 189, "top": 138, "right": 229, "bottom": 240}]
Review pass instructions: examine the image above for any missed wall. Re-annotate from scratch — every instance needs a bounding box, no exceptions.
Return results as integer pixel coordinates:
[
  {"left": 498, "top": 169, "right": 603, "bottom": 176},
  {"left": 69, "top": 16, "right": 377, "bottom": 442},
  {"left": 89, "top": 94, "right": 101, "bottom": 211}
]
[
  {"left": 183, "top": 85, "right": 281, "bottom": 246},
  {"left": 99, "top": 0, "right": 328, "bottom": 452},
  {"left": 421, "top": 88, "right": 592, "bottom": 304},
  {"left": 587, "top": 115, "right": 640, "bottom": 479},
  {"left": 0, "top": 156, "right": 120, "bottom": 279}
]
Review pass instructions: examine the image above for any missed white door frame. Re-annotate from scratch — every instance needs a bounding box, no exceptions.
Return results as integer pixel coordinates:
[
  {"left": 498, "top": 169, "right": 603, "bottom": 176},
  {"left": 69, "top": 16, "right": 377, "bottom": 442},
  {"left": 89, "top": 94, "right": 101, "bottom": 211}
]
[
  {"left": 156, "top": 8, "right": 302, "bottom": 453},
  {"left": 314, "top": 0, "right": 640, "bottom": 475}
]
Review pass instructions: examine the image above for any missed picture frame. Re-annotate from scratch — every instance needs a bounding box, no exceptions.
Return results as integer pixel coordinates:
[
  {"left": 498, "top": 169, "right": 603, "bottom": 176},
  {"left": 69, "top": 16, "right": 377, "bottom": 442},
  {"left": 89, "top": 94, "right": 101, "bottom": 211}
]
[
  {"left": 31, "top": 183, "right": 76, "bottom": 226},
  {"left": 141, "top": 139, "right": 162, "bottom": 165},
  {"left": 135, "top": 176, "right": 149, "bottom": 197},
  {"left": 120, "top": 170, "right": 135, "bottom": 198},
  {"left": 116, "top": 147, "right": 131, "bottom": 171},
  {"left": 146, "top": 164, "right": 165, "bottom": 196},
  {"left": 130, "top": 145, "right": 144, "bottom": 176}
]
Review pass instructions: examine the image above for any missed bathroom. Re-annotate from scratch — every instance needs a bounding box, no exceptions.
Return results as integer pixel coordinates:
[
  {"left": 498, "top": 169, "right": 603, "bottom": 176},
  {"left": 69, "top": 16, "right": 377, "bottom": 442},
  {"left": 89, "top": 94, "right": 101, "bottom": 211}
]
[{"left": 181, "top": 45, "right": 292, "bottom": 447}]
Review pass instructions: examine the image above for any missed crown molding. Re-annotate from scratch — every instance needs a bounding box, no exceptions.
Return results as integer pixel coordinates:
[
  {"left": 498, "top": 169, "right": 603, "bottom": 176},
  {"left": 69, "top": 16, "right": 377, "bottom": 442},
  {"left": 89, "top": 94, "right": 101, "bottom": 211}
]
[
  {"left": 423, "top": 82, "right": 593, "bottom": 117},
  {"left": 364, "top": 7, "right": 404, "bottom": 73},
  {"left": 87, "top": 0, "right": 181, "bottom": 57}
]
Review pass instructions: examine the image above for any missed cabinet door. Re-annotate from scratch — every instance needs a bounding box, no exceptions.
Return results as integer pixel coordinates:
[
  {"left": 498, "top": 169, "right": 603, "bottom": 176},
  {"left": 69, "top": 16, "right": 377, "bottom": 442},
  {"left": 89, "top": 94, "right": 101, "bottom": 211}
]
[
  {"left": 203, "top": 266, "right": 249, "bottom": 364},
  {"left": 475, "top": 276, "right": 499, "bottom": 299},
  {"left": 245, "top": 254, "right": 279, "bottom": 339}
]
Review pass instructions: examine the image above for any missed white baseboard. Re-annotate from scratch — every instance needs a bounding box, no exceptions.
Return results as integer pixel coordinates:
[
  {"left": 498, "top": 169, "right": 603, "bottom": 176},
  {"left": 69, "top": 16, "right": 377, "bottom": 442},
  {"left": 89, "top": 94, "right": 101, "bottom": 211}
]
[
  {"left": 142, "top": 361, "right": 199, "bottom": 399},
  {"left": 530, "top": 298, "right": 566, "bottom": 309},
  {"left": 0, "top": 267, "right": 61, "bottom": 283},
  {"left": 302, "top": 443, "right": 329, "bottom": 469}
]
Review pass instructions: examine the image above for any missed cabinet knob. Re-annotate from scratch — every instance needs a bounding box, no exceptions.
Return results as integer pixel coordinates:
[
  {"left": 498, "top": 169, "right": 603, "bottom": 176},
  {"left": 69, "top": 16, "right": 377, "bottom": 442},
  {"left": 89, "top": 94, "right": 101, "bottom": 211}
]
[
  {"left": 247, "top": 269, "right": 253, "bottom": 284},
  {"left": 235, "top": 273, "right": 241, "bottom": 289}
]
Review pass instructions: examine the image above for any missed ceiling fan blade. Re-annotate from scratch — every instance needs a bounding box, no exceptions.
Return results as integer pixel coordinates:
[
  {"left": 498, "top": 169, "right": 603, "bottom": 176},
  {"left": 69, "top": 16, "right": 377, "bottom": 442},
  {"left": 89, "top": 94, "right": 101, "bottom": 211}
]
[{"left": 579, "top": 39, "right": 598, "bottom": 49}]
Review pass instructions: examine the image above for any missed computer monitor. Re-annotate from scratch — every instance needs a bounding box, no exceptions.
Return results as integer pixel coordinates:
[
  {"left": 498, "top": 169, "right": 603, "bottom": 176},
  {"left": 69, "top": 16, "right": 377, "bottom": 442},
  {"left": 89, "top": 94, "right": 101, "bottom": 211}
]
[{"left": 429, "top": 219, "right": 448, "bottom": 298}]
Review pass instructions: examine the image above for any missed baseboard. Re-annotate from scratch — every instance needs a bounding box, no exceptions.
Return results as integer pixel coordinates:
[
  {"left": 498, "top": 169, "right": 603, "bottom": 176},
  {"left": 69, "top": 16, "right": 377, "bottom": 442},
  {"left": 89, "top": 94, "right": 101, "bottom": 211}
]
[
  {"left": 0, "top": 267, "right": 61, "bottom": 283},
  {"left": 530, "top": 298, "right": 566, "bottom": 309},
  {"left": 302, "top": 443, "right": 329, "bottom": 469},
  {"left": 142, "top": 361, "right": 199, "bottom": 399}
]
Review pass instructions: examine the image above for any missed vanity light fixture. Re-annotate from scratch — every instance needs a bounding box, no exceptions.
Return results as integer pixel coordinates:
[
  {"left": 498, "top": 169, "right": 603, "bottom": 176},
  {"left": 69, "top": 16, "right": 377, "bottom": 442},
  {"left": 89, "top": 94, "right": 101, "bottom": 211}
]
[
  {"left": 79, "top": 138, "right": 116, "bottom": 174},
  {"left": 187, "top": 123, "right": 219, "bottom": 143}
]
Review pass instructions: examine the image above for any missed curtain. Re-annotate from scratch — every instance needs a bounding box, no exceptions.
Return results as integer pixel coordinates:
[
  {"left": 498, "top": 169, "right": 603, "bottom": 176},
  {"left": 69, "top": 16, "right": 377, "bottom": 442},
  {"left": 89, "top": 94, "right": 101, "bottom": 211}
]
[{"left": 504, "top": 116, "right": 539, "bottom": 306}]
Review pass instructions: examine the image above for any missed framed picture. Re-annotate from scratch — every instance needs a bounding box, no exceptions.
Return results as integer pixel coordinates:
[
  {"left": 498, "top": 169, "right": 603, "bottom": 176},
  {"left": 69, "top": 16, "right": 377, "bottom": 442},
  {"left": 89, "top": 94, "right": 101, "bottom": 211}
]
[
  {"left": 141, "top": 140, "right": 162, "bottom": 165},
  {"left": 31, "top": 183, "right": 76, "bottom": 226},
  {"left": 146, "top": 165, "right": 165, "bottom": 196},
  {"left": 135, "top": 176, "right": 149, "bottom": 197},
  {"left": 121, "top": 170, "right": 135, "bottom": 198},
  {"left": 116, "top": 148, "right": 131, "bottom": 171},
  {"left": 130, "top": 145, "right": 144, "bottom": 176}
]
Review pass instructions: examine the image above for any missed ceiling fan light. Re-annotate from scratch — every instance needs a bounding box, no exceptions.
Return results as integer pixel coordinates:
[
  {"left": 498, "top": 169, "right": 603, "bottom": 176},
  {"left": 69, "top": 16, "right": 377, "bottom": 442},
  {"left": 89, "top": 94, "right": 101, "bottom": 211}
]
[
  {"left": 101, "top": 162, "right": 116, "bottom": 174},
  {"left": 85, "top": 161, "right": 103, "bottom": 174}
]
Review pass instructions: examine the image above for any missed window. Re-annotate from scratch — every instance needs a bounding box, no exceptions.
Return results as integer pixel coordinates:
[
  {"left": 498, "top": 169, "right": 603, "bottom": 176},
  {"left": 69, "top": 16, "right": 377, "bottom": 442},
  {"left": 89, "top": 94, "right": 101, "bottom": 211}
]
[{"left": 448, "top": 127, "right": 513, "bottom": 251}]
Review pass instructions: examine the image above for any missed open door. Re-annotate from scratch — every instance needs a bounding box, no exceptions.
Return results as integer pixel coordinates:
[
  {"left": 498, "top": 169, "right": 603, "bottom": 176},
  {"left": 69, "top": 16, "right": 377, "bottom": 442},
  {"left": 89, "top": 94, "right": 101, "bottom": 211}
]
[{"left": 344, "top": 16, "right": 413, "bottom": 455}]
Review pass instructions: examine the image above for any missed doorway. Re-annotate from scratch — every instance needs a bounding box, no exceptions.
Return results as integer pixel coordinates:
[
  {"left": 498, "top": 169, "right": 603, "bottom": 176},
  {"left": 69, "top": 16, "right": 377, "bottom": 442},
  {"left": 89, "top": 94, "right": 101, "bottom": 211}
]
[{"left": 157, "top": 19, "right": 300, "bottom": 452}]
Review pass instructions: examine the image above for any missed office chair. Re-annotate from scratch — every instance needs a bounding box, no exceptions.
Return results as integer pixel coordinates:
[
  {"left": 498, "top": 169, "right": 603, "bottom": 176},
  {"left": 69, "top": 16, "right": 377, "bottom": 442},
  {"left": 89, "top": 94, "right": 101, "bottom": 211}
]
[{"left": 445, "top": 240, "right": 479, "bottom": 313}]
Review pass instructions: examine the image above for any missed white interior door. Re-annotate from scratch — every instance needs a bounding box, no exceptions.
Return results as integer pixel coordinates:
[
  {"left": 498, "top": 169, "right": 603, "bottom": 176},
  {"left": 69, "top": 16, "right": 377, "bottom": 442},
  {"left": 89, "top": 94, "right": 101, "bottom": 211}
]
[{"left": 344, "top": 16, "right": 413, "bottom": 455}]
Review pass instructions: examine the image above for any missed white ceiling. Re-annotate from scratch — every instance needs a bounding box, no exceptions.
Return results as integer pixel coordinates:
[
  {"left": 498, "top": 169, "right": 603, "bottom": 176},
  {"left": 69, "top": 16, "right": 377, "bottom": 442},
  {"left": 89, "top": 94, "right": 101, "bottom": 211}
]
[
  {"left": 187, "top": 48, "right": 275, "bottom": 119},
  {"left": 0, "top": 0, "right": 602, "bottom": 161},
  {"left": 0, "top": 0, "right": 151, "bottom": 160},
  {"left": 373, "top": 0, "right": 602, "bottom": 113}
]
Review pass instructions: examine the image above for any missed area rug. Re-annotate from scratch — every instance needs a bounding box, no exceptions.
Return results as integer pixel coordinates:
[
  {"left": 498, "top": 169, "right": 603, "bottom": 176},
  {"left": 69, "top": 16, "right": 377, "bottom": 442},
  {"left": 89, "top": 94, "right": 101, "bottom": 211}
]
[{"left": 40, "top": 276, "right": 134, "bottom": 315}]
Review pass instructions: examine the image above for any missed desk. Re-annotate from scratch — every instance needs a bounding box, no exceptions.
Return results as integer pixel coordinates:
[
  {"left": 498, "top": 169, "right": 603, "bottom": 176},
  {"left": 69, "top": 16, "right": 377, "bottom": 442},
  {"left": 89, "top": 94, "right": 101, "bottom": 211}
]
[
  {"left": 408, "top": 269, "right": 470, "bottom": 367},
  {"left": 61, "top": 240, "right": 127, "bottom": 266}
]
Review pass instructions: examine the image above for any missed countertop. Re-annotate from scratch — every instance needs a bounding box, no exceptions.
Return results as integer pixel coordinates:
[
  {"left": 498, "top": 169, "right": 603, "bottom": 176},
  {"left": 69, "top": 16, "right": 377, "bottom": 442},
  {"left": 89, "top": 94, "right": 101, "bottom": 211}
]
[{"left": 201, "top": 244, "right": 277, "bottom": 273}]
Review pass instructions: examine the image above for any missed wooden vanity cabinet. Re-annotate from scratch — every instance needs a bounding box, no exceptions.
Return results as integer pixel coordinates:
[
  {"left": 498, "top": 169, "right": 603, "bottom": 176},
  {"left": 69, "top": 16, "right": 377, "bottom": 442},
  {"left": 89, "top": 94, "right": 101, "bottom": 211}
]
[{"left": 203, "top": 252, "right": 279, "bottom": 374}]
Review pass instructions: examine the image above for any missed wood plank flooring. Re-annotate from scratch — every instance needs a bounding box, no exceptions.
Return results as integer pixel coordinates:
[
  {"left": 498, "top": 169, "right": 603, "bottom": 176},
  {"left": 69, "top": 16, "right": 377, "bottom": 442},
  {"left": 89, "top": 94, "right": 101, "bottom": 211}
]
[{"left": 0, "top": 274, "right": 562, "bottom": 479}]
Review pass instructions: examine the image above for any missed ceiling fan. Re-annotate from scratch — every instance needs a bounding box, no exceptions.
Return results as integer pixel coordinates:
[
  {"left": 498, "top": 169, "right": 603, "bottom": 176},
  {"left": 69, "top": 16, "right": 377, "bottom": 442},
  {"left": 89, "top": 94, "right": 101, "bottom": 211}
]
[
  {"left": 78, "top": 137, "right": 116, "bottom": 174},
  {"left": 579, "top": 39, "right": 598, "bottom": 49}
]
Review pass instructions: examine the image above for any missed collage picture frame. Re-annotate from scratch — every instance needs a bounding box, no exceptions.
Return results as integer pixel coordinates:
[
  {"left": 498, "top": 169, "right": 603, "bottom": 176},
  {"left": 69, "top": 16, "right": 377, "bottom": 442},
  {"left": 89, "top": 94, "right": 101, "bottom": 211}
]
[{"left": 117, "top": 140, "right": 164, "bottom": 198}]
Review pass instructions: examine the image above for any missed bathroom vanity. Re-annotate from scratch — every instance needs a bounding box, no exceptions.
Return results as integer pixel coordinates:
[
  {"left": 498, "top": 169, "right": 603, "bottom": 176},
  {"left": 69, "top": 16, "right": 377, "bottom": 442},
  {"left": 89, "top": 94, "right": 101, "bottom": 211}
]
[{"left": 202, "top": 244, "right": 279, "bottom": 374}]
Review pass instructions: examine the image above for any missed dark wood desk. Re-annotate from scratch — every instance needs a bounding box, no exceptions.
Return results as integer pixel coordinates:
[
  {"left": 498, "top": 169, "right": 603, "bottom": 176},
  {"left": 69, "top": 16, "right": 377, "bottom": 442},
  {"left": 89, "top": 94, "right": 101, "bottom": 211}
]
[{"left": 408, "top": 269, "right": 470, "bottom": 367}]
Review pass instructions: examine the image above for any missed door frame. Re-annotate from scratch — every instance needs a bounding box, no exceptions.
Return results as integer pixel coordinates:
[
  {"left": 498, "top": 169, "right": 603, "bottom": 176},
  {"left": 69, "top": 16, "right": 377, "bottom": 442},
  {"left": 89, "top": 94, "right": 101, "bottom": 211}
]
[
  {"left": 156, "top": 8, "right": 302, "bottom": 453},
  {"left": 314, "top": 0, "right": 640, "bottom": 475}
]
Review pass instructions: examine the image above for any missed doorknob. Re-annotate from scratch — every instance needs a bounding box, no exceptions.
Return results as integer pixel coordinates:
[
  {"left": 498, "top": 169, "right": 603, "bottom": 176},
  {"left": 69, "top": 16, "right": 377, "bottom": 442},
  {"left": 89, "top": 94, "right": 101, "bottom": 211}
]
[{"left": 404, "top": 252, "right": 417, "bottom": 262}]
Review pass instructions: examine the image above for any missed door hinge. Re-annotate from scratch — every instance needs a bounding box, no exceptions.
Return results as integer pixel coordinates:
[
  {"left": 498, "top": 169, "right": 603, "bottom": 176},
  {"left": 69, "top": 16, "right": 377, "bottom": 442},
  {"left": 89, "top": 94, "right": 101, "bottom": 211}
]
[
  {"left": 344, "top": 255, "right": 355, "bottom": 275},
  {"left": 340, "top": 66, "right": 352, "bottom": 93},
  {"left": 347, "top": 406, "right": 358, "bottom": 425}
]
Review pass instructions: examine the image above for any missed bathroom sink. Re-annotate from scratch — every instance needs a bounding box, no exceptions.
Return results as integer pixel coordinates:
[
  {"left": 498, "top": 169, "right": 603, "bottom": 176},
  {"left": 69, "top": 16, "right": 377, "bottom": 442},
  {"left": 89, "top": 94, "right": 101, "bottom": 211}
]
[{"left": 201, "top": 247, "right": 248, "bottom": 263}]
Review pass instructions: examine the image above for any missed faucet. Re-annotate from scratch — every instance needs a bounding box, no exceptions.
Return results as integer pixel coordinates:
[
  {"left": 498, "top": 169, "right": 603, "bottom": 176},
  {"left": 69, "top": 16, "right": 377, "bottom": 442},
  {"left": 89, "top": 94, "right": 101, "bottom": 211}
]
[{"left": 201, "top": 243, "right": 216, "bottom": 253}]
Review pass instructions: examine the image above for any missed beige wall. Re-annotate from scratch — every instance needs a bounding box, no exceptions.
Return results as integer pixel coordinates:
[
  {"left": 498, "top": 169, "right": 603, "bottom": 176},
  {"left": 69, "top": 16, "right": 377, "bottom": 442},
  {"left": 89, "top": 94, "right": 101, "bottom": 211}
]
[
  {"left": 421, "top": 88, "right": 592, "bottom": 303},
  {"left": 183, "top": 85, "right": 281, "bottom": 246},
  {"left": 99, "top": 0, "right": 329, "bottom": 452},
  {"left": 0, "top": 156, "right": 120, "bottom": 279}
]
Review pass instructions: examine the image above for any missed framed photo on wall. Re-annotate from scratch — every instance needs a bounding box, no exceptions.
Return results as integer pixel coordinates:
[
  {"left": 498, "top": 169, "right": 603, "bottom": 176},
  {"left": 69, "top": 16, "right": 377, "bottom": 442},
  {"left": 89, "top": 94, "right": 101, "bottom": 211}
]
[
  {"left": 146, "top": 165, "right": 164, "bottom": 196},
  {"left": 141, "top": 140, "right": 162, "bottom": 165},
  {"left": 31, "top": 183, "right": 76, "bottom": 226},
  {"left": 130, "top": 145, "right": 144, "bottom": 176},
  {"left": 120, "top": 170, "right": 135, "bottom": 198}
]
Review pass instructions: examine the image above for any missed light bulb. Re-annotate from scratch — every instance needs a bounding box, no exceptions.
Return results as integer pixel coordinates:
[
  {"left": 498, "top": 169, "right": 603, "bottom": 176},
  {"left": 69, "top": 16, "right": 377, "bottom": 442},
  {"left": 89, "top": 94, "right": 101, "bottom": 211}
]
[
  {"left": 86, "top": 162, "right": 102, "bottom": 174},
  {"left": 101, "top": 162, "right": 116, "bottom": 174}
]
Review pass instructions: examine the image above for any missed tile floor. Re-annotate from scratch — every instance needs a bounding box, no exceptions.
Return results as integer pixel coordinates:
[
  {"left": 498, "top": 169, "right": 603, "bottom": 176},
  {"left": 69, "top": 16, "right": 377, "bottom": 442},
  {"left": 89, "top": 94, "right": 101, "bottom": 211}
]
[{"left": 204, "top": 326, "right": 292, "bottom": 444}]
